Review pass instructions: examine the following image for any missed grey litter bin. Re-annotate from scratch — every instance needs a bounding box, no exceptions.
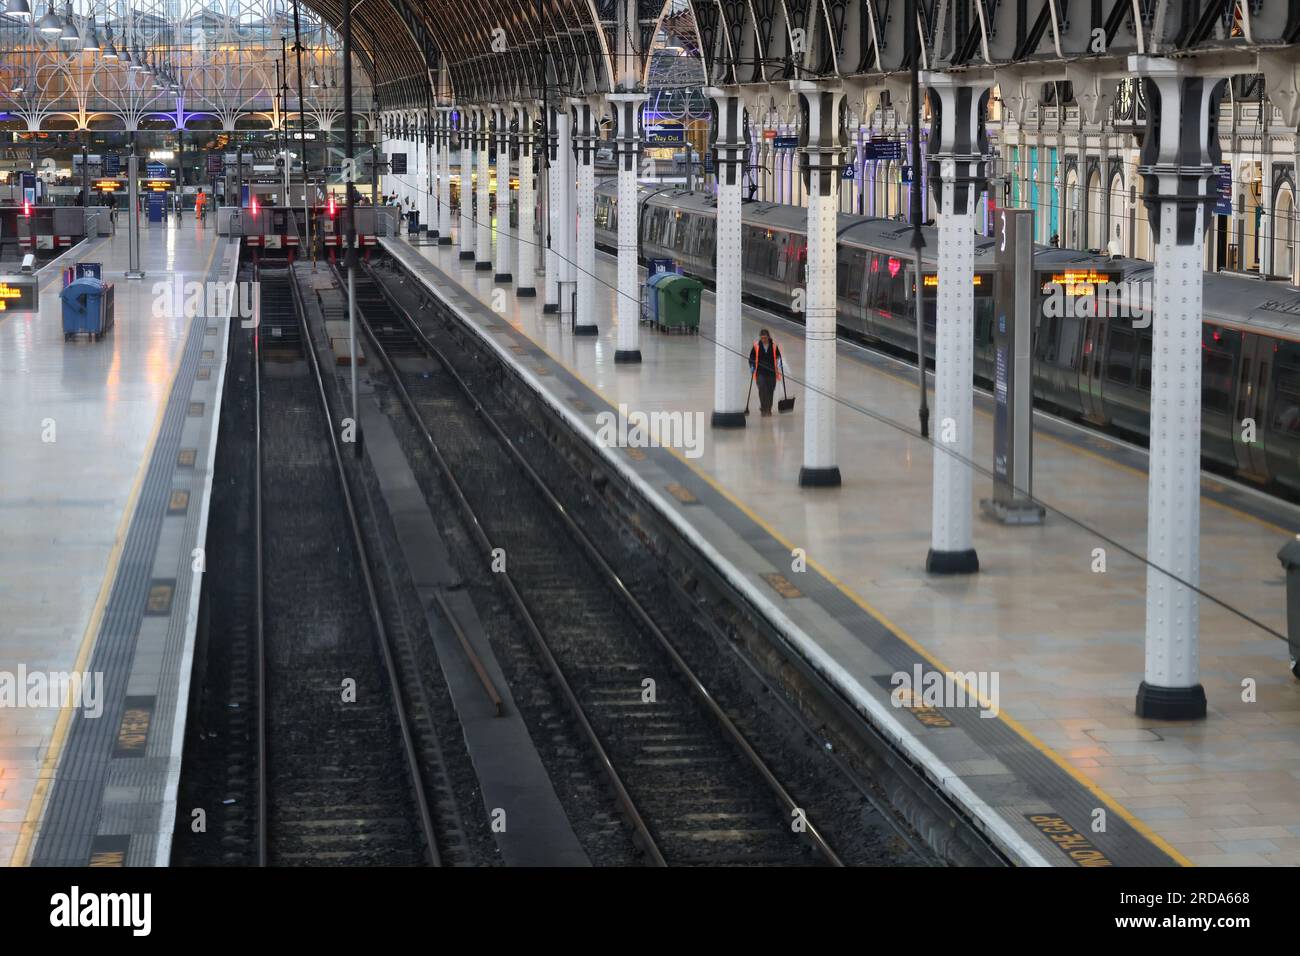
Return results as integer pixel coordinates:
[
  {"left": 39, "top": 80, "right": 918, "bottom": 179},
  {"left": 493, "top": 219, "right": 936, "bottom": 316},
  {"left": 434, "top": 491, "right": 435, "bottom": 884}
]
[{"left": 1274, "top": 536, "right": 1300, "bottom": 678}]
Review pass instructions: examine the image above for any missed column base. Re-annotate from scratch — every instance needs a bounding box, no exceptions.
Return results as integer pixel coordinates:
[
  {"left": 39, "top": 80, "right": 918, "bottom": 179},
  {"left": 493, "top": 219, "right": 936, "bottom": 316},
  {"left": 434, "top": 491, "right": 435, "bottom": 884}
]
[
  {"left": 458, "top": 250, "right": 474, "bottom": 260},
  {"left": 438, "top": 237, "right": 452, "bottom": 246},
  {"left": 494, "top": 273, "right": 513, "bottom": 283},
  {"left": 926, "top": 548, "right": 980, "bottom": 575},
  {"left": 542, "top": 302, "right": 559, "bottom": 314},
  {"left": 798, "top": 466, "right": 842, "bottom": 488},
  {"left": 516, "top": 287, "right": 537, "bottom": 297},
  {"left": 1136, "top": 681, "right": 1207, "bottom": 720},
  {"left": 475, "top": 261, "right": 493, "bottom": 271},
  {"left": 574, "top": 324, "right": 599, "bottom": 337},
  {"left": 614, "top": 349, "right": 641, "bottom": 364},
  {"left": 711, "top": 410, "right": 746, "bottom": 429}
]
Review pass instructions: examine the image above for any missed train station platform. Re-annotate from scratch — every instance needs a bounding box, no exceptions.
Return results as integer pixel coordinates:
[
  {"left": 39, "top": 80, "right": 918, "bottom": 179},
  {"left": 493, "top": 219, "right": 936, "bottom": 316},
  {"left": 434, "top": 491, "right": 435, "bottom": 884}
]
[
  {"left": 383, "top": 230, "right": 1300, "bottom": 867},
  {"left": 0, "top": 219, "right": 238, "bottom": 866}
]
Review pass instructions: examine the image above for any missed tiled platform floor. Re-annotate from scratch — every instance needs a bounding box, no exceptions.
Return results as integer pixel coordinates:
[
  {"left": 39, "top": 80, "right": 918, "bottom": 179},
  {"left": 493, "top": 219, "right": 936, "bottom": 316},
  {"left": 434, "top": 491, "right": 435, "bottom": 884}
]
[{"left": 0, "top": 219, "right": 231, "bottom": 865}]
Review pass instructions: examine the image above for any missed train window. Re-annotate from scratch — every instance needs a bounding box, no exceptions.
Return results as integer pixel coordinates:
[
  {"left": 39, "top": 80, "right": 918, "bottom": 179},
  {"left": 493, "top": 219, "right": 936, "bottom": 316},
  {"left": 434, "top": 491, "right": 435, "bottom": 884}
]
[
  {"left": 1136, "top": 333, "right": 1153, "bottom": 390},
  {"left": 864, "top": 254, "right": 881, "bottom": 313},
  {"left": 976, "top": 300, "right": 995, "bottom": 345},
  {"left": 747, "top": 231, "right": 761, "bottom": 272},
  {"left": 1236, "top": 355, "right": 1256, "bottom": 421},
  {"left": 838, "top": 250, "right": 866, "bottom": 300},
  {"left": 1271, "top": 369, "right": 1300, "bottom": 435},
  {"left": 1055, "top": 316, "right": 1082, "bottom": 368},
  {"left": 1202, "top": 350, "right": 1235, "bottom": 413},
  {"left": 649, "top": 208, "right": 664, "bottom": 243},
  {"left": 1036, "top": 315, "right": 1057, "bottom": 361},
  {"left": 1107, "top": 328, "right": 1136, "bottom": 386}
]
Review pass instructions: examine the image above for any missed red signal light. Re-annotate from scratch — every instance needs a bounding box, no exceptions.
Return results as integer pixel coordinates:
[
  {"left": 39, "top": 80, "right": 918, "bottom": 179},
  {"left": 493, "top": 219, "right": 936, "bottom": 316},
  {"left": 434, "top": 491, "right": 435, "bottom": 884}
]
[
  {"left": 250, "top": 195, "right": 259, "bottom": 217},
  {"left": 22, "top": 200, "right": 30, "bottom": 218},
  {"left": 327, "top": 194, "right": 336, "bottom": 217}
]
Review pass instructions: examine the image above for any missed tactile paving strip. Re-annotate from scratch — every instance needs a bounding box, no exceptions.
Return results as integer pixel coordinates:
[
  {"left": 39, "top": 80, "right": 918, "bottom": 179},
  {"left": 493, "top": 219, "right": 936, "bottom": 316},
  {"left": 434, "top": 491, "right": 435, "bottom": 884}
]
[{"left": 31, "top": 244, "right": 235, "bottom": 867}]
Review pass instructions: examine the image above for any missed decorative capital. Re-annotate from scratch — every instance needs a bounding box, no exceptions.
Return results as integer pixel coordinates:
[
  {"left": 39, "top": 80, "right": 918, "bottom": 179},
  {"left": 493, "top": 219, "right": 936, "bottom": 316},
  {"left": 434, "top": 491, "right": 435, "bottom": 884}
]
[
  {"left": 792, "top": 82, "right": 847, "bottom": 195},
  {"left": 1129, "top": 57, "right": 1228, "bottom": 245},
  {"left": 922, "top": 72, "right": 992, "bottom": 214}
]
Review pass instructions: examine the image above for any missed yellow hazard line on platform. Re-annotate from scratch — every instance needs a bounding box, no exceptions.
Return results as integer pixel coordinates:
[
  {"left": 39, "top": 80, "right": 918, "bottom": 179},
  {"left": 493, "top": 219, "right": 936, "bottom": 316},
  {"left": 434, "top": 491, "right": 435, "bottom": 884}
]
[
  {"left": 9, "top": 234, "right": 221, "bottom": 867},
  {"left": 403, "top": 241, "right": 1194, "bottom": 868}
]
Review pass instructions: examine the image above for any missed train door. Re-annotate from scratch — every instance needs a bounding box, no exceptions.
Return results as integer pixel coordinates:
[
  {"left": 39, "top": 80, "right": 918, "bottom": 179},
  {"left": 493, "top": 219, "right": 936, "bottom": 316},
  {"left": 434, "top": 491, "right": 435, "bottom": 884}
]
[
  {"left": 836, "top": 247, "right": 868, "bottom": 339},
  {"left": 1232, "top": 333, "right": 1273, "bottom": 479},
  {"left": 1077, "top": 314, "right": 1109, "bottom": 423},
  {"left": 1201, "top": 325, "right": 1245, "bottom": 473},
  {"left": 1257, "top": 338, "right": 1300, "bottom": 492}
]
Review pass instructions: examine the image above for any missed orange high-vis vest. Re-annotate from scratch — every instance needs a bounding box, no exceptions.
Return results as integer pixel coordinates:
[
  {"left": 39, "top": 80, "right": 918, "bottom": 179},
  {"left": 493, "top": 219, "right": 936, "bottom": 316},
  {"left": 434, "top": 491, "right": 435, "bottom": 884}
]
[{"left": 750, "top": 339, "right": 783, "bottom": 380}]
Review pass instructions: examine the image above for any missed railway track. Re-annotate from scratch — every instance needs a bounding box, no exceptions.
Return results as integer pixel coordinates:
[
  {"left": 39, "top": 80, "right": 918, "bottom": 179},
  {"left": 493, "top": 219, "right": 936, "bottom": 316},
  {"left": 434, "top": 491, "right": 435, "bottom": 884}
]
[
  {"left": 169, "top": 282, "right": 260, "bottom": 866},
  {"left": 252, "top": 266, "right": 442, "bottom": 866},
  {"left": 341, "top": 261, "right": 846, "bottom": 867}
]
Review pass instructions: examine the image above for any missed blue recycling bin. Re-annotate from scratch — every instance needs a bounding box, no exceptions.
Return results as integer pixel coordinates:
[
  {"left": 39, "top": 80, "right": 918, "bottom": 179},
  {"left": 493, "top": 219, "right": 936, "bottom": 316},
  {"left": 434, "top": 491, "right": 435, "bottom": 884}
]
[{"left": 61, "top": 277, "right": 111, "bottom": 341}]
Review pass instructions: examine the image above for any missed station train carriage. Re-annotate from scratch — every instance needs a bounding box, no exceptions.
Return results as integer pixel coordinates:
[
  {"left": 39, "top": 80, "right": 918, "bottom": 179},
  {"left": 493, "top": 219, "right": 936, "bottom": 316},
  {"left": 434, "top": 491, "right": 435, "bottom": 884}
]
[{"left": 594, "top": 181, "right": 1300, "bottom": 496}]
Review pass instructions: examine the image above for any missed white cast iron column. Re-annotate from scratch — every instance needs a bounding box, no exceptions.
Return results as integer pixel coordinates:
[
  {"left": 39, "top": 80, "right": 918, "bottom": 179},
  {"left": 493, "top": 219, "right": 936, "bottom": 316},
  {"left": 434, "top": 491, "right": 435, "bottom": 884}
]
[
  {"left": 708, "top": 88, "right": 748, "bottom": 427},
  {"left": 543, "top": 108, "right": 562, "bottom": 313},
  {"left": 793, "top": 81, "right": 847, "bottom": 486},
  {"left": 558, "top": 103, "right": 577, "bottom": 313},
  {"left": 475, "top": 107, "right": 492, "bottom": 271},
  {"left": 608, "top": 91, "right": 648, "bottom": 362},
  {"left": 572, "top": 100, "right": 599, "bottom": 336},
  {"left": 494, "top": 105, "right": 513, "bottom": 283},
  {"left": 458, "top": 107, "right": 474, "bottom": 260},
  {"left": 1132, "top": 57, "right": 1226, "bottom": 720},
  {"left": 513, "top": 102, "right": 538, "bottom": 296},
  {"left": 923, "top": 72, "right": 990, "bottom": 573},
  {"left": 437, "top": 106, "right": 453, "bottom": 244},
  {"left": 425, "top": 112, "right": 436, "bottom": 237}
]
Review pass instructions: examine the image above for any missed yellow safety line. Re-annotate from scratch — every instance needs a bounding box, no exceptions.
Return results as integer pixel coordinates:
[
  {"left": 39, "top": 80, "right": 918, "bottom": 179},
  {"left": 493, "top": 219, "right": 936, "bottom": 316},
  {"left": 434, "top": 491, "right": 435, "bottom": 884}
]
[
  {"left": 8, "top": 233, "right": 222, "bottom": 867},
  {"left": 406, "top": 243, "right": 1195, "bottom": 867}
]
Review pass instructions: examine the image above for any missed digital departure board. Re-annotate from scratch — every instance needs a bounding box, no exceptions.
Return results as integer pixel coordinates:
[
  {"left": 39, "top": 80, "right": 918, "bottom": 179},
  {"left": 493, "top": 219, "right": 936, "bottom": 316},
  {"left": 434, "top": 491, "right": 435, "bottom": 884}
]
[
  {"left": 1037, "top": 269, "right": 1124, "bottom": 296},
  {"left": 0, "top": 276, "right": 39, "bottom": 312},
  {"left": 919, "top": 272, "right": 993, "bottom": 296}
]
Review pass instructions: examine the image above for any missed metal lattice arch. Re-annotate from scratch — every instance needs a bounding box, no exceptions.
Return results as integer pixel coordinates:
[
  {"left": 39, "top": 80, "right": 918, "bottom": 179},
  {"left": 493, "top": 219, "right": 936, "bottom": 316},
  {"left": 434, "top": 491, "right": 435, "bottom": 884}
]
[
  {"left": 0, "top": 0, "right": 379, "bottom": 133},
  {"left": 8, "top": 2, "right": 1300, "bottom": 124}
]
